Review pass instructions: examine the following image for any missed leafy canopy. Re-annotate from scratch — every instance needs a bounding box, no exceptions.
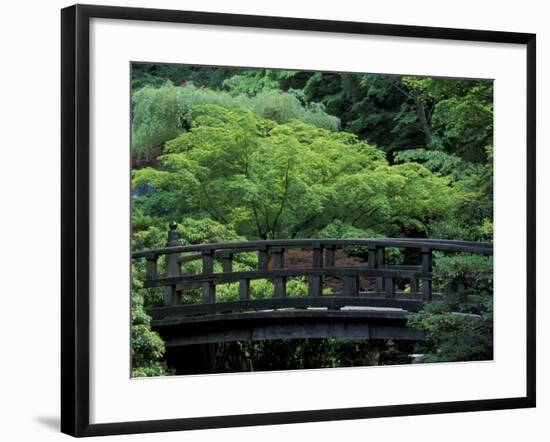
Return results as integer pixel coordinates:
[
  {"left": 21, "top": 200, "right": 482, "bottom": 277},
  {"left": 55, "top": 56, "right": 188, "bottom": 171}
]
[
  {"left": 132, "top": 83, "right": 339, "bottom": 160},
  {"left": 134, "top": 104, "right": 458, "bottom": 239}
]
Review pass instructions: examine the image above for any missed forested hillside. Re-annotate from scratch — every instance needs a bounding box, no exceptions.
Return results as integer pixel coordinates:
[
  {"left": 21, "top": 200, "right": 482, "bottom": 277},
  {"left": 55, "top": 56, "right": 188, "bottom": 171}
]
[{"left": 130, "top": 64, "right": 494, "bottom": 376}]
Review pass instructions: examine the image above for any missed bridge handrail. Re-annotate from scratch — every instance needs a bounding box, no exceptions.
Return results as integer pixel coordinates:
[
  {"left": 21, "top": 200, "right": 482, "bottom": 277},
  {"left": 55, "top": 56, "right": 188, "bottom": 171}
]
[
  {"left": 132, "top": 223, "right": 493, "bottom": 311},
  {"left": 132, "top": 237, "right": 493, "bottom": 258}
]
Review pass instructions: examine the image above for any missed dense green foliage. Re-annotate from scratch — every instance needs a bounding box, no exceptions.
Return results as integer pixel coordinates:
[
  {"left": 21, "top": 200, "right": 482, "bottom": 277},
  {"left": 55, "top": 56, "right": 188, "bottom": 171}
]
[
  {"left": 408, "top": 253, "right": 493, "bottom": 362},
  {"left": 131, "top": 275, "right": 169, "bottom": 376},
  {"left": 130, "top": 64, "right": 494, "bottom": 376},
  {"left": 134, "top": 104, "right": 456, "bottom": 240},
  {"left": 132, "top": 83, "right": 339, "bottom": 161}
]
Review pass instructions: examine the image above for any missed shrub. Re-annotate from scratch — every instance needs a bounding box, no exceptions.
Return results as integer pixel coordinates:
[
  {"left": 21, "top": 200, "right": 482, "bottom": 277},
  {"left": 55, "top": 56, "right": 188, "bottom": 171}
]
[{"left": 407, "top": 252, "right": 493, "bottom": 362}]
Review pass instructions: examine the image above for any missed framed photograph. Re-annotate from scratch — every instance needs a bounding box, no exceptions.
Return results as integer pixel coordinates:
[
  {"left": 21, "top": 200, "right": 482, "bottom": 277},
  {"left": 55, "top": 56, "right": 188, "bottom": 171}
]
[{"left": 61, "top": 4, "right": 536, "bottom": 437}]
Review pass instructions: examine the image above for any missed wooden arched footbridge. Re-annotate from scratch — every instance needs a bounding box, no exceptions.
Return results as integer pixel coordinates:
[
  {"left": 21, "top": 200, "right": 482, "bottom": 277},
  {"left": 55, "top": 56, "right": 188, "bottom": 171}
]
[{"left": 132, "top": 223, "right": 493, "bottom": 349}]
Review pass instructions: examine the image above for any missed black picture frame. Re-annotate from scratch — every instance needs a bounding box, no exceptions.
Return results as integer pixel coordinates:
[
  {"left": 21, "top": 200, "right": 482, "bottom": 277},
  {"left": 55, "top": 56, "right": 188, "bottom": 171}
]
[{"left": 61, "top": 4, "right": 536, "bottom": 437}]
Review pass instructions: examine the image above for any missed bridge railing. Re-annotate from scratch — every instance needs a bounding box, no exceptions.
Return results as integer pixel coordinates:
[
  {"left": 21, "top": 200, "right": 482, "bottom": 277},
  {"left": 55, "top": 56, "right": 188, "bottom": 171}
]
[{"left": 132, "top": 222, "right": 493, "bottom": 314}]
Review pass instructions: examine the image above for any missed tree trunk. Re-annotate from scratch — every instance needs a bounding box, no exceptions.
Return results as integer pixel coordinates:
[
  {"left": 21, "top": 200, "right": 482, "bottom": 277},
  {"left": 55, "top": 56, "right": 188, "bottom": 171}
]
[{"left": 415, "top": 98, "right": 432, "bottom": 146}]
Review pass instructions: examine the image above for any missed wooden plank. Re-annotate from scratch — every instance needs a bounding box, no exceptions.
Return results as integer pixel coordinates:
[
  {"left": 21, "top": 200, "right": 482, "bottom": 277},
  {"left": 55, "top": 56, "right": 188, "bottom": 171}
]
[
  {"left": 176, "top": 253, "right": 202, "bottom": 263},
  {"left": 379, "top": 265, "right": 422, "bottom": 270}
]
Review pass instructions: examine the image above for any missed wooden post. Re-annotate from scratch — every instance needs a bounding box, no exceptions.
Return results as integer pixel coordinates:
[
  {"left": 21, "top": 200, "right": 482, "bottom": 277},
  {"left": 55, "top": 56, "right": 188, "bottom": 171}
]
[
  {"left": 239, "top": 279, "right": 250, "bottom": 300},
  {"left": 376, "top": 247, "right": 385, "bottom": 292},
  {"left": 421, "top": 247, "right": 432, "bottom": 301},
  {"left": 367, "top": 246, "right": 377, "bottom": 293},
  {"left": 324, "top": 245, "right": 336, "bottom": 307},
  {"left": 312, "top": 243, "right": 323, "bottom": 268},
  {"left": 343, "top": 276, "right": 359, "bottom": 296},
  {"left": 368, "top": 247, "right": 377, "bottom": 268},
  {"left": 164, "top": 222, "right": 180, "bottom": 306},
  {"left": 258, "top": 245, "right": 269, "bottom": 270},
  {"left": 308, "top": 243, "right": 323, "bottom": 297},
  {"left": 202, "top": 249, "right": 215, "bottom": 303},
  {"left": 324, "top": 245, "right": 336, "bottom": 267},
  {"left": 272, "top": 247, "right": 286, "bottom": 298},
  {"left": 385, "top": 277, "right": 395, "bottom": 299},
  {"left": 145, "top": 254, "right": 158, "bottom": 280},
  {"left": 220, "top": 251, "right": 233, "bottom": 273}
]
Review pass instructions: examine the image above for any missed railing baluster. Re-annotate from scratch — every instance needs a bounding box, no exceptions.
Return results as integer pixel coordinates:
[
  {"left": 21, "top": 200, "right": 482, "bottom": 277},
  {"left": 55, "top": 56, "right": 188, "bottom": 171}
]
[
  {"left": 343, "top": 275, "right": 359, "bottom": 296},
  {"left": 312, "top": 243, "right": 323, "bottom": 268},
  {"left": 376, "top": 247, "right": 385, "bottom": 292},
  {"left": 421, "top": 247, "right": 433, "bottom": 301},
  {"left": 385, "top": 277, "right": 395, "bottom": 299},
  {"left": 308, "top": 243, "right": 323, "bottom": 297},
  {"left": 367, "top": 247, "right": 377, "bottom": 267},
  {"left": 220, "top": 251, "right": 233, "bottom": 273},
  {"left": 324, "top": 245, "right": 336, "bottom": 267},
  {"left": 145, "top": 254, "right": 158, "bottom": 280},
  {"left": 202, "top": 249, "right": 215, "bottom": 303},
  {"left": 272, "top": 247, "right": 284, "bottom": 268},
  {"left": 164, "top": 255, "right": 179, "bottom": 305},
  {"left": 239, "top": 279, "right": 250, "bottom": 300},
  {"left": 164, "top": 222, "right": 181, "bottom": 306},
  {"left": 323, "top": 245, "right": 336, "bottom": 308},
  {"left": 272, "top": 246, "right": 286, "bottom": 298},
  {"left": 368, "top": 246, "right": 377, "bottom": 293},
  {"left": 258, "top": 245, "right": 269, "bottom": 270}
]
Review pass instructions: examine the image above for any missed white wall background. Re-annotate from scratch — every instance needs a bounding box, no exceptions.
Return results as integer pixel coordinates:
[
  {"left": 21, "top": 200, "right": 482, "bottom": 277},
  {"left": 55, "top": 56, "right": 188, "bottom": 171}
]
[{"left": 0, "top": 0, "right": 546, "bottom": 440}]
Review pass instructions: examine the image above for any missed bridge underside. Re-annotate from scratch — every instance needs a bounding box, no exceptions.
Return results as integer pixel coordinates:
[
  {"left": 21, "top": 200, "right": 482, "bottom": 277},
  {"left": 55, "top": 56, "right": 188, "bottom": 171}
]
[{"left": 151, "top": 308, "right": 426, "bottom": 346}]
